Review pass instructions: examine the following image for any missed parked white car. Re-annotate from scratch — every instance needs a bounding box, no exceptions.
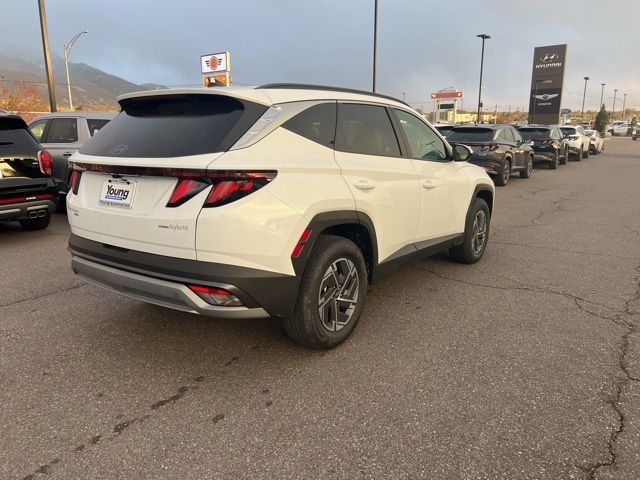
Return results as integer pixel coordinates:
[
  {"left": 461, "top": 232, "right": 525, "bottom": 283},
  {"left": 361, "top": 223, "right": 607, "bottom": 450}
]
[
  {"left": 66, "top": 84, "right": 494, "bottom": 349},
  {"left": 584, "top": 129, "right": 605, "bottom": 154},
  {"left": 606, "top": 121, "right": 631, "bottom": 136},
  {"left": 560, "top": 125, "right": 591, "bottom": 160}
]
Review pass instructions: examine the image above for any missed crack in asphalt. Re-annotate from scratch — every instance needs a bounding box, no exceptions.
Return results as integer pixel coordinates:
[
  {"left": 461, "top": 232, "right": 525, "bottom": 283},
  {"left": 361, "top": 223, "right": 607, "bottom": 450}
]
[
  {"left": 0, "top": 283, "right": 86, "bottom": 308},
  {"left": 416, "top": 259, "right": 640, "bottom": 479},
  {"left": 415, "top": 266, "right": 625, "bottom": 316},
  {"left": 490, "top": 240, "right": 640, "bottom": 261}
]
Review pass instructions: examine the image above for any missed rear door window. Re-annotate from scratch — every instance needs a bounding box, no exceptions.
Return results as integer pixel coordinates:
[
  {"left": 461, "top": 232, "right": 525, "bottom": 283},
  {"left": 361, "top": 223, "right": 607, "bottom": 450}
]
[
  {"left": 44, "top": 118, "right": 78, "bottom": 143},
  {"left": 80, "top": 94, "right": 268, "bottom": 158},
  {"left": 282, "top": 102, "right": 336, "bottom": 148},
  {"left": 335, "top": 103, "right": 401, "bottom": 157}
]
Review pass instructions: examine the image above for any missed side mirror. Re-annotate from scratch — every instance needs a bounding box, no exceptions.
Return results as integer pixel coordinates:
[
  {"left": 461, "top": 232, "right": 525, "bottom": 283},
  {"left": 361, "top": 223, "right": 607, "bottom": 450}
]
[{"left": 452, "top": 143, "right": 473, "bottom": 162}]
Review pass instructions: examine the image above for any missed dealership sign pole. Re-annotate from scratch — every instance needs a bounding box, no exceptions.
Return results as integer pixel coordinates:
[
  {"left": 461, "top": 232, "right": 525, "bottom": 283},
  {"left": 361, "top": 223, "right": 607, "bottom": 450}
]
[
  {"left": 430, "top": 90, "right": 463, "bottom": 124},
  {"left": 528, "top": 44, "right": 567, "bottom": 125}
]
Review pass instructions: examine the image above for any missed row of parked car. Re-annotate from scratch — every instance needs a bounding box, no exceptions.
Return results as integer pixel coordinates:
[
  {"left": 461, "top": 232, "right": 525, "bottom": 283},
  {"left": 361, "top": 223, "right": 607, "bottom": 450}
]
[
  {"left": 0, "top": 111, "right": 115, "bottom": 229},
  {"left": 432, "top": 123, "right": 604, "bottom": 186}
]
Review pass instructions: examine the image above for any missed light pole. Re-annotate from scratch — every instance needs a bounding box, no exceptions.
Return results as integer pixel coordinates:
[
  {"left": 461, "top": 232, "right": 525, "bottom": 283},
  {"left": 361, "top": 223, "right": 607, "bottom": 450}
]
[
  {"left": 372, "top": 0, "right": 378, "bottom": 92},
  {"left": 622, "top": 93, "right": 627, "bottom": 121},
  {"left": 64, "top": 30, "right": 88, "bottom": 111},
  {"left": 402, "top": 92, "right": 406, "bottom": 102},
  {"left": 37, "top": 0, "right": 56, "bottom": 112},
  {"left": 600, "top": 83, "right": 605, "bottom": 109},
  {"left": 580, "top": 76, "right": 589, "bottom": 122},
  {"left": 532, "top": 79, "right": 552, "bottom": 124},
  {"left": 612, "top": 89, "right": 618, "bottom": 121},
  {"left": 476, "top": 34, "right": 490, "bottom": 123}
]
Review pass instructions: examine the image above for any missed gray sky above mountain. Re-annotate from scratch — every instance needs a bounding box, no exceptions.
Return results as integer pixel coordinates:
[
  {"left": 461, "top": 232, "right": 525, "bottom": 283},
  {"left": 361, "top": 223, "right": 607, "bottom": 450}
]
[{"left": 1, "top": 0, "right": 638, "bottom": 113}]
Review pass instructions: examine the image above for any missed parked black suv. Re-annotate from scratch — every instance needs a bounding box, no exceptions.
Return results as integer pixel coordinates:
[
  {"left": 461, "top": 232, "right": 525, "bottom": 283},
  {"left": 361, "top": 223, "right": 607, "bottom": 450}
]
[
  {"left": 446, "top": 124, "right": 534, "bottom": 186},
  {"left": 0, "top": 115, "right": 59, "bottom": 230},
  {"left": 516, "top": 125, "right": 568, "bottom": 169}
]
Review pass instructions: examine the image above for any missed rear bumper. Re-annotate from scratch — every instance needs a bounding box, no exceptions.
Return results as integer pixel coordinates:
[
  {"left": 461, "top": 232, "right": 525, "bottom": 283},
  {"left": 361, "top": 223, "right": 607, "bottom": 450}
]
[
  {"left": 68, "top": 234, "right": 299, "bottom": 319},
  {"left": 467, "top": 156, "right": 502, "bottom": 174},
  {"left": 0, "top": 199, "right": 57, "bottom": 221}
]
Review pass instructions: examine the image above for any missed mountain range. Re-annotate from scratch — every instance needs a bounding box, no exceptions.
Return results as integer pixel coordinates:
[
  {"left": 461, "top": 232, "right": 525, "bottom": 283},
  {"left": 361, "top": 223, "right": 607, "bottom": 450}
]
[{"left": 0, "top": 52, "right": 165, "bottom": 108}]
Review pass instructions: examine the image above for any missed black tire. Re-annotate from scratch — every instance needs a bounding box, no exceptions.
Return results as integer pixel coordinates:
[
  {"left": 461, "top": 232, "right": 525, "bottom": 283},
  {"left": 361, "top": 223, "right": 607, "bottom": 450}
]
[
  {"left": 450, "top": 198, "right": 490, "bottom": 264},
  {"left": 592, "top": 146, "right": 598, "bottom": 155},
  {"left": 574, "top": 148, "right": 582, "bottom": 162},
  {"left": 520, "top": 155, "right": 533, "bottom": 178},
  {"left": 19, "top": 211, "right": 51, "bottom": 231},
  {"left": 283, "top": 235, "right": 368, "bottom": 349},
  {"left": 582, "top": 143, "right": 589, "bottom": 158},
  {"left": 559, "top": 147, "right": 568, "bottom": 165},
  {"left": 494, "top": 159, "right": 510, "bottom": 186},
  {"left": 549, "top": 151, "right": 559, "bottom": 170},
  {"left": 633, "top": 137, "right": 637, "bottom": 141}
]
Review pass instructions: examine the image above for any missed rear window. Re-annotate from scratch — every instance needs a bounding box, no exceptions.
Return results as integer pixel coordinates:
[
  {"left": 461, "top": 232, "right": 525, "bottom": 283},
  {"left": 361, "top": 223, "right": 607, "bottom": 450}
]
[
  {"left": 447, "top": 128, "right": 494, "bottom": 142},
  {"left": 0, "top": 125, "right": 39, "bottom": 147},
  {"left": 80, "top": 94, "right": 267, "bottom": 158},
  {"left": 518, "top": 128, "right": 551, "bottom": 140},
  {"left": 560, "top": 127, "right": 576, "bottom": 136}
]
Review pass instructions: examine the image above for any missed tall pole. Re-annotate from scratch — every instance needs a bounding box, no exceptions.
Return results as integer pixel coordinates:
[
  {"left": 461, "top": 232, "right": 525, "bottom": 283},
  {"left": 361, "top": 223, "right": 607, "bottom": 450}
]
[
  {"left": 600, "top": 83, "right": 605, "bottom": 109},
  {"left": 372, "top": 0, "right": 378, "bottom": 92},
  {"left": 64, "top": 31, "right": 88, "bottom": 111},
  {"left": 580, "top": 76, "right": 589, "bottom": 122},
  {"left": 37, "top": 0, "right": 57, "bottom": 112},
  {"left": 622, "top": 93, "right": 627, "bottom": 121},
  {"left": 476, "top": 34, "right": 490, "bottom": 124},
  {"left": 612, "top": 89, "right": 618, "bottom": 121}
]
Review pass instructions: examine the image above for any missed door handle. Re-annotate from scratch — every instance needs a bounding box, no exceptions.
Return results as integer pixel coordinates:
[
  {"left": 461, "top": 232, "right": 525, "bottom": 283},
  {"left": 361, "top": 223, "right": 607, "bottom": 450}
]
[
  {"left": 353, "top": 181, "right": 376, "bottom": 191},
  {"left": 421, "top": 180, "right": 440, "bottom": 189}
]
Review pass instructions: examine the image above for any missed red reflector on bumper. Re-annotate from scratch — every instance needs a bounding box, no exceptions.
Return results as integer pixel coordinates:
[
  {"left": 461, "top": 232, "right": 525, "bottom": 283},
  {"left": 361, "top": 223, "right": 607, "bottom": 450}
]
[{"left": 187, "top": 285, "right": 243, "bottom": 307}]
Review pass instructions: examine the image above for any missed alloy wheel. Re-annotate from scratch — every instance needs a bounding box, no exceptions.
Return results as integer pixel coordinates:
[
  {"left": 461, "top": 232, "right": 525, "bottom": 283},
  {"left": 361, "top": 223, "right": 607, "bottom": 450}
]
[
  {"left": 471, "top": 210, "right": 487, "bottom": 255},
  {"left": 318, "top": 257, "right": 359, "bottom": 332},
  {"left": 503, "top": 162, "right": 510, "bottom": 183}
]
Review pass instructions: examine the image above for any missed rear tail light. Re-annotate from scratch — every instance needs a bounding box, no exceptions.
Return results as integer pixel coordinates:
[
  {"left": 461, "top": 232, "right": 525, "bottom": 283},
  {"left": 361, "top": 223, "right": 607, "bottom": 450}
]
[
  {"left": 166, "top": 179, "right": 209, "bottom": 207},
  {"left": 69, "top": 170, "right": 82, "bottom": 195},
  {"left": 38, "top": 150, "right": 53, "bottom": 176},
  {"left": 481, "top": 144, "right": 499, "bottom": 151},
  {"left": 166, "top": 171, "right": 277, "bottom": 208},
  {"left": 188, "top": 285, "right": 243, "bottom": 307}
]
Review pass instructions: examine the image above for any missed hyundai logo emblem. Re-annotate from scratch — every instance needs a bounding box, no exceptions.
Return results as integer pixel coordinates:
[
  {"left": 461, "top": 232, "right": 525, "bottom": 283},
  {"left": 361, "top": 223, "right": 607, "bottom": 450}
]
[{"left": 110, "top": 145, "right": 128, "bottom": 155}]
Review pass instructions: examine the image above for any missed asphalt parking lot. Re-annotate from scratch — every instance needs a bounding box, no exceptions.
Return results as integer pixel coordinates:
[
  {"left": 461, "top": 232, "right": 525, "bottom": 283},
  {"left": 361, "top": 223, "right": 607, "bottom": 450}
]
[{"left": 1, "top": 137, "right": 639, "bottom": 480}]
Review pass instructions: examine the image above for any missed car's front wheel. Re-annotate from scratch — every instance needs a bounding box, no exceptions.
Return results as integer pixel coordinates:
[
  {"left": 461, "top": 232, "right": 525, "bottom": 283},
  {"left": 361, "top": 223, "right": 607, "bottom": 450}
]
[
  {"left": 450, "top": 198, "right": 490, "bottom": 264},
  {"left": 284, "top": 235, "right": 368, "bottom": 349},
  {"left": 19, "top": 211, "right": 51, "bottom": 230}
]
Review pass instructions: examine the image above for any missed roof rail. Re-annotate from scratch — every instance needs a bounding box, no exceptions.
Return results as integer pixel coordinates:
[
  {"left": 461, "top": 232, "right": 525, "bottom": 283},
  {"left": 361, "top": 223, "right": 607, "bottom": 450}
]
[{"left": 257, "top": 83, "right": 410, "bottom": 107}]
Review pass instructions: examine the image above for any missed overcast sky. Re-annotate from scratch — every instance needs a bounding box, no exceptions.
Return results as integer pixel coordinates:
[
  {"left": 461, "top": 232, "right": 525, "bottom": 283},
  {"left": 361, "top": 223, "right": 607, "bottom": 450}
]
[{"left": 1, "top": 0, "right": 638, "bottom": 113}]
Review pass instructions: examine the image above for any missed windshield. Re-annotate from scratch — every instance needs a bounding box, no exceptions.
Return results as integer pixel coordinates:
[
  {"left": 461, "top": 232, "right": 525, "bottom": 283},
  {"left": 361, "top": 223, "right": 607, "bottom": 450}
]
[
  {"left": 446, "top": 128, "right": 494, "bottom": 142},
  {"left": 517, "top": 128, "right": 550, "bottom": 140}
]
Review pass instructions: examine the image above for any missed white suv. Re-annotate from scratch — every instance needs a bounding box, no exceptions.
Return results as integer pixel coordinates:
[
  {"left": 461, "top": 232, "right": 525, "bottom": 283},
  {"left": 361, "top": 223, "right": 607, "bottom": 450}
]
[
  {"left": 67, "top": 84, "right": 494, "bottom": 349},
  {"left": 560, "top": 125, "right": 591, "bottom": 160}
]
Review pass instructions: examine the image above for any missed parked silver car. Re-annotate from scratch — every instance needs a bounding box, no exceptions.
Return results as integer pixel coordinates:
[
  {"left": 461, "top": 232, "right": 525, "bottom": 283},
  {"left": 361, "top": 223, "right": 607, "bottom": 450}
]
[{"left": 28, "top": 112, "right": 116, "bottom": 195}]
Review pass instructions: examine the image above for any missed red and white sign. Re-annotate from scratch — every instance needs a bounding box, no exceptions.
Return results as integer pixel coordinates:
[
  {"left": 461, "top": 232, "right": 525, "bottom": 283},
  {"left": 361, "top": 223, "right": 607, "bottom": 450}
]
[
  {"left": 431, "top": 91, "right": 464, "bottom": 100},
  {"left": 201, "top": 52, "right": 229, "bottom": 74}
]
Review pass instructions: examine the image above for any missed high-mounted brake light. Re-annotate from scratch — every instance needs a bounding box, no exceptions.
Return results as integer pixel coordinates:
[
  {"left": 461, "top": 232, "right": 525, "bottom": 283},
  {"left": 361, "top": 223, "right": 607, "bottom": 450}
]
[
  {"left": 38, "top": 150, "right": 53, "bottom": 176},
  {"left": 188, "top": 284, "right": 243, "bottom": 307}
]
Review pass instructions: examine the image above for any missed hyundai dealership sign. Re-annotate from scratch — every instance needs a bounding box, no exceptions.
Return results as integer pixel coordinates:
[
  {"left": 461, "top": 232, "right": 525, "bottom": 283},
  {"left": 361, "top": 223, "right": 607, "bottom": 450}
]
[{"left": 528, "top": 44, "right": 567, "bottom": 125}]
